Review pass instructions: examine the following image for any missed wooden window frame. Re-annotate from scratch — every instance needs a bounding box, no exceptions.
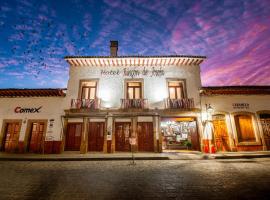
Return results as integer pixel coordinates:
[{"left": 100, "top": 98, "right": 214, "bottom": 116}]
[
  {"left": 124, "top": 79, "right": 144, "bottom": 99},
  {"left": 166, "top": 79, "right": 187, "bottom": 99},
  {"left": 78, "top": 79, "right": 99, "bottom": 100}
]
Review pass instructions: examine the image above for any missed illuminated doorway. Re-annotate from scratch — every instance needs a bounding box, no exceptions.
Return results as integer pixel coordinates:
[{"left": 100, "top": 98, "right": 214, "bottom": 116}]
[{"left": 161, "top": 118, "right": 200, "bottom": 151}]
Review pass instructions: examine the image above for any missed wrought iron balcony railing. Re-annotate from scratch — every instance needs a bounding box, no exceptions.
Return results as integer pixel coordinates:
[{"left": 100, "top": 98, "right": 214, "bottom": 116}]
[
  {"left": 71, "top": 98, "right": 100, "bottom": 109},
  {"left": 165, "top": 98, "right": 194, "bottom": 110},
  {"left": 121, "top": 99, "right": 148, "bottom": 109}
]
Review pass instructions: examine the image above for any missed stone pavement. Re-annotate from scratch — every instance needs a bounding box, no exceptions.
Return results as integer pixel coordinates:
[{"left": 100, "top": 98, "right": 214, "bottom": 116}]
[
  {"left": 0, "top": 158, "right": 270, "bottom": 200},
  {"left": 0, "top": 151, "right": 270, "bottom": 161}
]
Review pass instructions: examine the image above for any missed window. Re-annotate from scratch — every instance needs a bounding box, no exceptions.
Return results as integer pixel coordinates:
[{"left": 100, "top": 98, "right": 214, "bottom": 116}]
[
  {"left": 168, "top": 81, "right": 184, "bottom": 99},
  {"left": 80, "top": 81, "right": 97, "bottom": 100},
  {"left": 234, "top": 114, "right": 256, "bottom": 142},
  {"left": 126, "top": 82, "right": 142, "bottom": 99}
]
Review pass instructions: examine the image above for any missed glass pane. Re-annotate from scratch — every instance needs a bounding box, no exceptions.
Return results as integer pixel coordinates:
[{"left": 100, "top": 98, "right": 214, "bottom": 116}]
[
  {"left": 89, "top": 88, "right": 96, "bottom": 99},
  {"left": 135, "top": 88, "right": 141, "bottom": 99},
  {"left": 82, "top": 81, "right": 96, "bottom": 87},
  {"left": 82, "top": 88, "right": 89, "bottom": 99},
  {"left": 168, "top": 81, "right": 181, "bottom": 86},
  {"left": 128, "top": 88, "right": 134, "bottom": 99},
  {"left": 169, "top": 87, "right": 176, "bottom": 99},
  {"left": 176, "top": 87, "right": 182, "bottom": 99},
  {"left": 128, "top": 82, "right": 141, "bottom": 87}
]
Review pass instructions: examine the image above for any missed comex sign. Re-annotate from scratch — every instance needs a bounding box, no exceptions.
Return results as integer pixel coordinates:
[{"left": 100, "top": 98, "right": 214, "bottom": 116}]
[{"left": 14, "top": 106, "right": 42, "bottom": 113}]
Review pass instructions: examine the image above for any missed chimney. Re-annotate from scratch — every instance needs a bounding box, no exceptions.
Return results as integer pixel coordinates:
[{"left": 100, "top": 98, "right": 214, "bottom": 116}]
[{"left": 110, "top": 40, "right": 118, "bottom": 57}]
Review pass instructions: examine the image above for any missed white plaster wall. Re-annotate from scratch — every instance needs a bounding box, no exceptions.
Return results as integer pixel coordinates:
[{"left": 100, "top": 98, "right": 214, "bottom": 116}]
[
  {"left": 202, "top": 95, "right": 270, "bottom": 113},
  {"left": 201, "top": 95, "right": 270, "bottom": 148},
  {"left": 0, "top": 97, "right": 65, "bottom": 141},
  {"left": 66, "top": 63, "right": 202, "bottom": 109}
]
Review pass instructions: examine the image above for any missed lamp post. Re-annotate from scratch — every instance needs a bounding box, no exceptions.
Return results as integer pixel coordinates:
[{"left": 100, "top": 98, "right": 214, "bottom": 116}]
[{"left": 205, "top": 104, "right": 214, "bottom": 153}]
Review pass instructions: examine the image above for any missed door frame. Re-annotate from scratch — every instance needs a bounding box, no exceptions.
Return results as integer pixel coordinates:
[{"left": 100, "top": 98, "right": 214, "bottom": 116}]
[
  {"left": 24, "top": 119, "right": 48, "bottom": 153},
  {"left": 0, "top": 119, "right": 22, "bottom": 151}
]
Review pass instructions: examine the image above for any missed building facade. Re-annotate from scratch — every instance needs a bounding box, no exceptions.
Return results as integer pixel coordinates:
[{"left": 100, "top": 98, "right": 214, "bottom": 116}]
[{"left": 0, "top": 42, "right": 269, "bottom": 154}]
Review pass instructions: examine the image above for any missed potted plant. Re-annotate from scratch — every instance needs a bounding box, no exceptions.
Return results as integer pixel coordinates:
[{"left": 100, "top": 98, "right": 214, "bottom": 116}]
[{"left": 184, "top": 140, "right": 192, "bottom": 150}]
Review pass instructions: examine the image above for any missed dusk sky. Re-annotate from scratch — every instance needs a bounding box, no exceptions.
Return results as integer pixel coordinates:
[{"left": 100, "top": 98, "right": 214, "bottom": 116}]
[{"left": 0, "top": 0, "right": 269, "bottom": 88}]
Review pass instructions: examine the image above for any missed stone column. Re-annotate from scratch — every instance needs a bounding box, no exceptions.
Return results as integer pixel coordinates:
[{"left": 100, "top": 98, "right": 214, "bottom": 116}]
[
  {"left": 80, "top": 117, "right": 88, "bottom": 154},
  {"left": 106, "top": 114, "right": 113, "bottom": 153},
  {"left": 133, "top": 116, "right": 138, "bottom": 152},
  {"left": 61, "top": 117, "right": 68, "bottom": 153}
]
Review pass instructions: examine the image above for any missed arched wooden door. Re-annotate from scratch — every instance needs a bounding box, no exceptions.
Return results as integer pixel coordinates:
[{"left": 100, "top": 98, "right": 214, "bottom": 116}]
[
  {"left": 137, "top": 122, "right": 154, "bottom": 152},
  {"left": 212, "top": 115, "right": 230, "bottom": 152},
  {"left": 88, "top": 122, "right": 104, "bottom": 152},
  {"left": 2, "top": 123, "right": 20, "bottom": 152},
  {"left": 28, "top": 122, "right": 45, "bottom": 153},
  {"left": 115, "top": 122, "right": 131, "bottom": 152},
  {"left": 260, "top": 113, "right": 270, "bottom": 150}
]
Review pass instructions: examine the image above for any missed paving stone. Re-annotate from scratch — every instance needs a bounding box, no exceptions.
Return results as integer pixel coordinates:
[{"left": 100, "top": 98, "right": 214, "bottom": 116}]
[{"left": 0, "top": 159, "right": 270, "bottom": 200}]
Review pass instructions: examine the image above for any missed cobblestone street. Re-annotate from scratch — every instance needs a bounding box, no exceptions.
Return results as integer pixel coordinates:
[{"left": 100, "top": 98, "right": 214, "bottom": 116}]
[{"left": 0, "top": 158, "right": 270, "bottom": 200}]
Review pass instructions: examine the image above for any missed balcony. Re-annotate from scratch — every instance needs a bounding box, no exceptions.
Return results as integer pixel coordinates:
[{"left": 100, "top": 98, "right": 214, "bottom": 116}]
[
  {"left": 121, "top": 99, "right": 148, "bottom": 109},
  {"left": 71, "top": 98, "right": 100, "bottom": 109},
  {"left": 165, "top": 98, "right": 194, "bottom": 110}
]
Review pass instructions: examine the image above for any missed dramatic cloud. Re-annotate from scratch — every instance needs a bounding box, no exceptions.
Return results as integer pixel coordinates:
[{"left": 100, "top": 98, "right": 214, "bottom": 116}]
[{"left": 0, "top": 0, "right": 269, "bottom": 88}]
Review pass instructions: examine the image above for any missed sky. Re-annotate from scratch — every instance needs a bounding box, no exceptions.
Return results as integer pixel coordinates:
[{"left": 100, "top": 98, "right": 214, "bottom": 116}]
[{"left": 0, "top": 0, "right": 269, "bottom": 88}]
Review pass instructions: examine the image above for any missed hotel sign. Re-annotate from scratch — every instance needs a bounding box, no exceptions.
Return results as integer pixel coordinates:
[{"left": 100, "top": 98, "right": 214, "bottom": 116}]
[
  {"left": 100, "top": 67, "right": 165, "bottom": 78},
  {"left": 232, "top": 103, "right": 249, "bottom": 109},
  {"left": 14, "top": 106, "right": 42, "bottom": 113}
]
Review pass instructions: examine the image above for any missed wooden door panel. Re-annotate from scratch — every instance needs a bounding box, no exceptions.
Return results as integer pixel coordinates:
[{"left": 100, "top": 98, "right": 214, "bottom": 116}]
[
  {"left": 88, "top": 122, "right": 104, "bottom": 151},
  {"left": 3, "top": 123, "right": 20, "bottom": 152},
  {"left": 29, "top": 122, "right": 45, "bottom": 153},
  {"left": 65, "top": 123, "right": 82, "bottom": 151},
  {"left": 213, "top": 119, "right": 230, "bottom": 151},
  {"left": 137, "top": 122, "right": 154, "bottom": 152},
  {"left": 115, "top": 122, "right": 131, "bottom": 151},
  {"left": 261, "top": 119, "right": 270, "bottom": 150}
]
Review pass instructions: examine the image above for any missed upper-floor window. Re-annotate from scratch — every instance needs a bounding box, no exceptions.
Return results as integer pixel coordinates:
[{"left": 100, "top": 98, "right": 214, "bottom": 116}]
[
  {"left": 168, "top": 80, "right": 185, "bottom": 99},
  {"left": 80, "top": 81, "right": 97, "bottom": 100},
  {"left": 127, "top": 81, "right": 142, "bottom": 99}
]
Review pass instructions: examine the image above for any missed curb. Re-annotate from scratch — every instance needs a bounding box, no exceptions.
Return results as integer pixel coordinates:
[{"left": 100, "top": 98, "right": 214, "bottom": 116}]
[
  {"left": 212, "top": 154, "right": 270, "bottom": 159},
  {"left": 0, "top": 157, "right": 170, "bottom": 161}
]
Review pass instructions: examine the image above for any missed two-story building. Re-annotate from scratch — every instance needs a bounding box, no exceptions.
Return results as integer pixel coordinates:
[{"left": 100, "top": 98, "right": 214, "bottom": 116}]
[
  {"left": 63, "top": 41, "right": 205, "bottom": 153},
  {"left": 0, "top": 41, "right": 269, "bottom": 154}
]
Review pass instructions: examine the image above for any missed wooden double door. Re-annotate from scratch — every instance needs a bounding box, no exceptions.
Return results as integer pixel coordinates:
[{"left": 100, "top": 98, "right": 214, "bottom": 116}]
[
  {"left": 115, "top": 122, "right": 131, "bottom": 152},
  {"left": 212, "top": 116, "right": 230, "bottom": 151},
  {"left": 2, "top": 122, "right": 20, "bottom": 152},
  {"left": 88, "top": 122, "right": 105, "bottom": 152},
  {"left": 65, "top": 123, "right": 82, "bottom": 151},
  {"left": 28, "top": 122, "right": 45, "bottom": 153},
  {"left": 137, "top": 122, "right": 154, "bottom": 152},
  {"left": 115, "top": 122, "right": 154, "bottom": 152}
]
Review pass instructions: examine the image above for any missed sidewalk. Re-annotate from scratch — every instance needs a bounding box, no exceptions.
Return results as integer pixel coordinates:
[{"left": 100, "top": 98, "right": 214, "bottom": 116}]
[{"left": 0, "top": 151, "right": 270, "bottom": 161}]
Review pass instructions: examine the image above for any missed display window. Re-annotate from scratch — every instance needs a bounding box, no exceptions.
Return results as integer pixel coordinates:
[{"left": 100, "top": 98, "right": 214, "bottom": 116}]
[{"left": 161, "top": 118, "right": 199, "bottom": 151}]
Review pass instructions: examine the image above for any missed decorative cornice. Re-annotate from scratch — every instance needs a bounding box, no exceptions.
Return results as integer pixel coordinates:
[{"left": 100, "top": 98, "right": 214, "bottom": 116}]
[
  {"left": 64, "top": 55, "right": 206, "bottom": 67},
  {"left": 200, "top": 86, "right": 270, "bottom": 96},
  {"left": 0, "top": 88, "right": 67, "bottom": 97}
]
